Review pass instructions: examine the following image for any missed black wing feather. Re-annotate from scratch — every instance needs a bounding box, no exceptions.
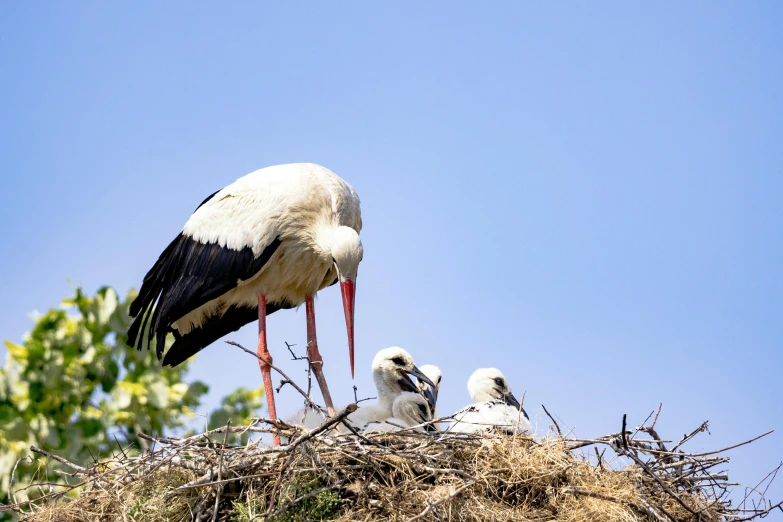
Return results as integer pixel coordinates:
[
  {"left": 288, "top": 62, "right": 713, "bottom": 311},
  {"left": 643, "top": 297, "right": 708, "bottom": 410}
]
[
  {"left": 127, "top": 232, "right": 282, "bottom": 361},
  {"left": 161, "top": 299, "right": 294, "bottom": 367}
]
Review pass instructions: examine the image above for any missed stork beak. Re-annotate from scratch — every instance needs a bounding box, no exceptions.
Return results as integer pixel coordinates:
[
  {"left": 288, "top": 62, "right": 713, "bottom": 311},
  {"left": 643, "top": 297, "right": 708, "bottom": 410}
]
[
  {"left": 397, "top": 365, "right": 435, "bottom": 394},
  {"left": 503, "top": 391, "right": 521, "bottom": 409},
  {"left": 339, "top": 278, "right": 356, "bottom": 378},
  {"left": 422, "top": 386, "right": 438, "bottom": 412},
  {"left": 409, "top": 365, "right": 436, "bottom": 389}
]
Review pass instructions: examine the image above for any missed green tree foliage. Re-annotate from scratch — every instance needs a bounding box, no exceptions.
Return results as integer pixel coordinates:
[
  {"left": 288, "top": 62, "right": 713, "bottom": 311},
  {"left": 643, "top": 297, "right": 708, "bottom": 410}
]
[{"left": 0, "top": 287, "right": 263, "bottom": 513}]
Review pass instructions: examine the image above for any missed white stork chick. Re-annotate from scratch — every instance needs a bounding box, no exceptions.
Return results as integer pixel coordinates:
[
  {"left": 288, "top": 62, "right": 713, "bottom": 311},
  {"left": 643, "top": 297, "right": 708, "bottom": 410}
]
[
  {"left": 361, "top": 392, "right": 437, "bottom": 433},
  {"left": 448, "top": 368, "right": 532, "bottom": 435},
  {"left": 416, "top": 364, "right": 442, "bottom": 417},
  {"left": 126, "top": 163, "right": 362, "bottom": 445},
  {"left": 291, "top": 347, "right": 435, "bottom": 431}
]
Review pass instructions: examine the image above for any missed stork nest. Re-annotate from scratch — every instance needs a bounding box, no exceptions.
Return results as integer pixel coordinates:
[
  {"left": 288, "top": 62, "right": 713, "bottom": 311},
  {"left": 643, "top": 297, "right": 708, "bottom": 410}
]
[{"left": 5, "top": 405, "right": 782, "bottom": 522}]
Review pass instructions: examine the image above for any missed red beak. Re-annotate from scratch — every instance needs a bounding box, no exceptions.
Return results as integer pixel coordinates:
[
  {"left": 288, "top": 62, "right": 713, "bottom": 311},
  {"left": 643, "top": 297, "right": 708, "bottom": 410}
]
[{"left": 340, "top": 278, "right": 356, "bottom": 378}]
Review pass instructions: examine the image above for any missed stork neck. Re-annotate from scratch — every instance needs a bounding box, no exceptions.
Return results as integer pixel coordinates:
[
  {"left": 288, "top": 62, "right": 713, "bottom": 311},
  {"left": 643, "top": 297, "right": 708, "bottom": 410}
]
[{"left": 372, "top": 369, "right": 400, "bottom": 412}]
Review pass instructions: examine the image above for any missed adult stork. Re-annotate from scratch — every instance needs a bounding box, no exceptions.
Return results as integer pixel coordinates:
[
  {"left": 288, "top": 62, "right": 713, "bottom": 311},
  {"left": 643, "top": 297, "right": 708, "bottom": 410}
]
[{"left": 127, "top": 163, "right": 362, "bottom": 443}]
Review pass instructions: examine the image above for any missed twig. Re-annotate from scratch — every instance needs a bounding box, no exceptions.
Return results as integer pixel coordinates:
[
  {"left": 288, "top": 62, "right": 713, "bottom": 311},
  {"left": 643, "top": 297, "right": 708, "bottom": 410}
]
[
  {"left": 226, "top": 340, "right": 326, "bottom": 417},
  {"left": 689, "top": 430, "right": 773, "bottom": 457},
  {"left": 740, "top": 461, "right": 783, "bottom": 510},
  {"left": 211, "top": 419, "right": 230, "bottom": 522},
  {"left": 594, "top": 447, "right": 604, "bottom": 471},
  {"left": 285, "top": 340, "right": 315, "bottom": 402},
  {"left": 621, "top": 414, "right": 629, "bottom": 450},
  {"left": 542, "top": 404, "right": 562, "bottom": 437},
  {"left": 8, "top": 456, "right": 32, "bottom": 506},
  {"left": 671, "top": 421, "right": 710, "bottom": 452},
  {"left": 29, "top": 447, "right": 89, "bottom": 474}
]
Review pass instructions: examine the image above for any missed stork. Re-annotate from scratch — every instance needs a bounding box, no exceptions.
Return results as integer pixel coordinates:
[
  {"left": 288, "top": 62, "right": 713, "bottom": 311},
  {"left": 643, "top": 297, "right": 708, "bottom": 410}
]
[
  {"left": 127, "top": 163, "right": 362, "bottom": 445},
  {"left": 448, "top": 368, "right": 532, "bottom": 435},
  {"left": 361, "top": 392, "right": 437, "bottom": 433},
  {"left": 417, "top": 364, "right": 442, "bottom": 417},
  {"left": 291, "top": 347, "right": 435, "bottom": 431}
]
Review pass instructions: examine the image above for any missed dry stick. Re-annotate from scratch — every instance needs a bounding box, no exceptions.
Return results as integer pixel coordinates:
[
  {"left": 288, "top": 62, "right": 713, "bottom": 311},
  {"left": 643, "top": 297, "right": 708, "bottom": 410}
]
[
  {"left": 611, "top": 439, "right": 700, "bottom": 519},
  {"left": 758, "top": 461, "right": 783, "bottom": 505},
  {"left": 513, "top": 390, "right": 528, "bottom": 435},
  {"left": 138, "top": 425, "right": 278, "bottom": 448},
  {"left": 562, "top": 487, "right": 668, "bottom": 522},
  {"left": 621, "top": 414, "right": 629, "bottom": 450},
  {"left": 739, "top": 461, "right": 783, "bottom": 510},
  {"left": 285, "top": 340, "right": 316, "bottom": 411},
  {"left": 671, "top": 421, "right": 710, "bottom": 452},
  {"left": 541, "top": 404, "right": 562, "bottom": 437},
  {"left": 649, "top": 403, "right": 662, "bottom": 429},
  {"left": 133, "top": 423, "right": 150, "bottom": 453},
  {"left": 7, "top": 456, "right": 32, "bottom": 507},
  {"left": 689, "top": 430, "right": 773, "bottom": 458},
  {"left": 638, "top": 403, "right": 669, "bottom": 454},
  {"left": 211, "top": 419, "right": 230, "bottom": 522},
  {"left": 729, "top": 499, "right": 783, "bottom": 522},
  {"left": 30, "top": 447, "right": 90, "bottom": 474},
  {"left": 594, "top": 447, "right": 605, "bottom": 471},
  {"left": 227, "top": 340, "right": 326, "bottom": 417}
]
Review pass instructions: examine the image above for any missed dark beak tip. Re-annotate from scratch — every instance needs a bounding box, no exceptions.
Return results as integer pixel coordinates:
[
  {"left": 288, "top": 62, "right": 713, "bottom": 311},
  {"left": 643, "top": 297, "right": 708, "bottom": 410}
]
[{"left": 423, "top": 389, "right": 437, "bottom": 410}]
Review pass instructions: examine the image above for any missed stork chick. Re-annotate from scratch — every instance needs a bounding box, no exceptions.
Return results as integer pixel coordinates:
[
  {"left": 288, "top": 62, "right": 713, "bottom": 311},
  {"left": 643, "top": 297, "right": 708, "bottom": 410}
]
[{"left": 448, "top": 368, "right": 532, "bottom": 435}]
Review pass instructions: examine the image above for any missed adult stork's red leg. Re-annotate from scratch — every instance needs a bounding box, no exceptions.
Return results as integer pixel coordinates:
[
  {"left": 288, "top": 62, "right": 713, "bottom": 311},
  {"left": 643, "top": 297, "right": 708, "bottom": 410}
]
[
  {"left": 257, "top": 293, "right": 281, "bottom": 446},
  {"left": 306, "top": 296, "right": 336, "bottom": 416}
]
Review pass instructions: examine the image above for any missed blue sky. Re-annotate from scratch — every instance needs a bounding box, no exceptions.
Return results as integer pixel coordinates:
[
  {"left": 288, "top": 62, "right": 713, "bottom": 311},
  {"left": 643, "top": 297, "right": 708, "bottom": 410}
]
[{"left": 1, "top": 2, "right": 782, "bottom": 512}]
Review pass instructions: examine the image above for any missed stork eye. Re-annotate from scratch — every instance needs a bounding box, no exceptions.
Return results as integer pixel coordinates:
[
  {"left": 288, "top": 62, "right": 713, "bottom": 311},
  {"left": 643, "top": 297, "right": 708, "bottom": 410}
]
[
  {"left": 494, "top": 377, "right": 504, "bottom": 387},
  {"left": 437, "top": 376, "right": 442, "bottom": 384},
  {"left": 391, "top": 356, "right": 405, "bottom": 366}
]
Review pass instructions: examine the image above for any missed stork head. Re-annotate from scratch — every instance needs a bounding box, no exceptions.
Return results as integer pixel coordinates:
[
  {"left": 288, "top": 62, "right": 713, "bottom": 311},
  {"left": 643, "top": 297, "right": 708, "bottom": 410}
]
[
  {"left": 467, "top": 368, "right": 520, "bottom": 409},
  {"left": 330, "top": 226, "right": 363, "bottom": 377},
  {"left": 417, "top": 364, "right": 442, "bottom": 413},
  {"left": 372, "top": 347, "right": 435, "bottom": 405}
]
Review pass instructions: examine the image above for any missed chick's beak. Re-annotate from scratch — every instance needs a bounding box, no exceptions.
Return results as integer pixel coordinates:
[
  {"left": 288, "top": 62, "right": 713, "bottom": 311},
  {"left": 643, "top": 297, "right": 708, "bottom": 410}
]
[
  {"left": 503, "top": 391, "right": 521, "bottom": 409},
  {"left": 409, "top": 365, "right": 436, "bottom": 389},
  {"left": 422, "top": 386, "right": 438, "bottom": 411}
]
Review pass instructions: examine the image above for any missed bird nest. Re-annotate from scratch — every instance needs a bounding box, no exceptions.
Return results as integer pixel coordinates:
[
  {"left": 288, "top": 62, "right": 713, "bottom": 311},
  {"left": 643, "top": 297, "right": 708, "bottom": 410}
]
[{"left": 6, "top": 404, "right": 782, "bottom": 522}]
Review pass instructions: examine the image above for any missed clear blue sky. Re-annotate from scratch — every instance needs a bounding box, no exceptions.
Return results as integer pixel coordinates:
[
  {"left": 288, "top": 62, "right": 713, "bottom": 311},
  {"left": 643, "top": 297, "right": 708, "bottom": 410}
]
[{"left": 2, "top": 2, "right": 781, "bottom": 512}]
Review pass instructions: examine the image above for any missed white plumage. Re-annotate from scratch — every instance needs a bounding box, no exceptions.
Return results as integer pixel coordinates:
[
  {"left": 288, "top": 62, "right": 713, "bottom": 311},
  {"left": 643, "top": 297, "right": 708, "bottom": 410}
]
[
  {"left": 448, "top": 368, "right": 532, "bottom": 435},
  {"left": 174, "top": 164, "right": 362, "bottom": 336},
  {"left": 290, "top": 347, "right": 435, "bottom": 431},
  {"left": 128, "top": 163, "right": 363, "bottom": 445},
  {"left": 362, "top": 392, "right": 435, "bottom": 433}
]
